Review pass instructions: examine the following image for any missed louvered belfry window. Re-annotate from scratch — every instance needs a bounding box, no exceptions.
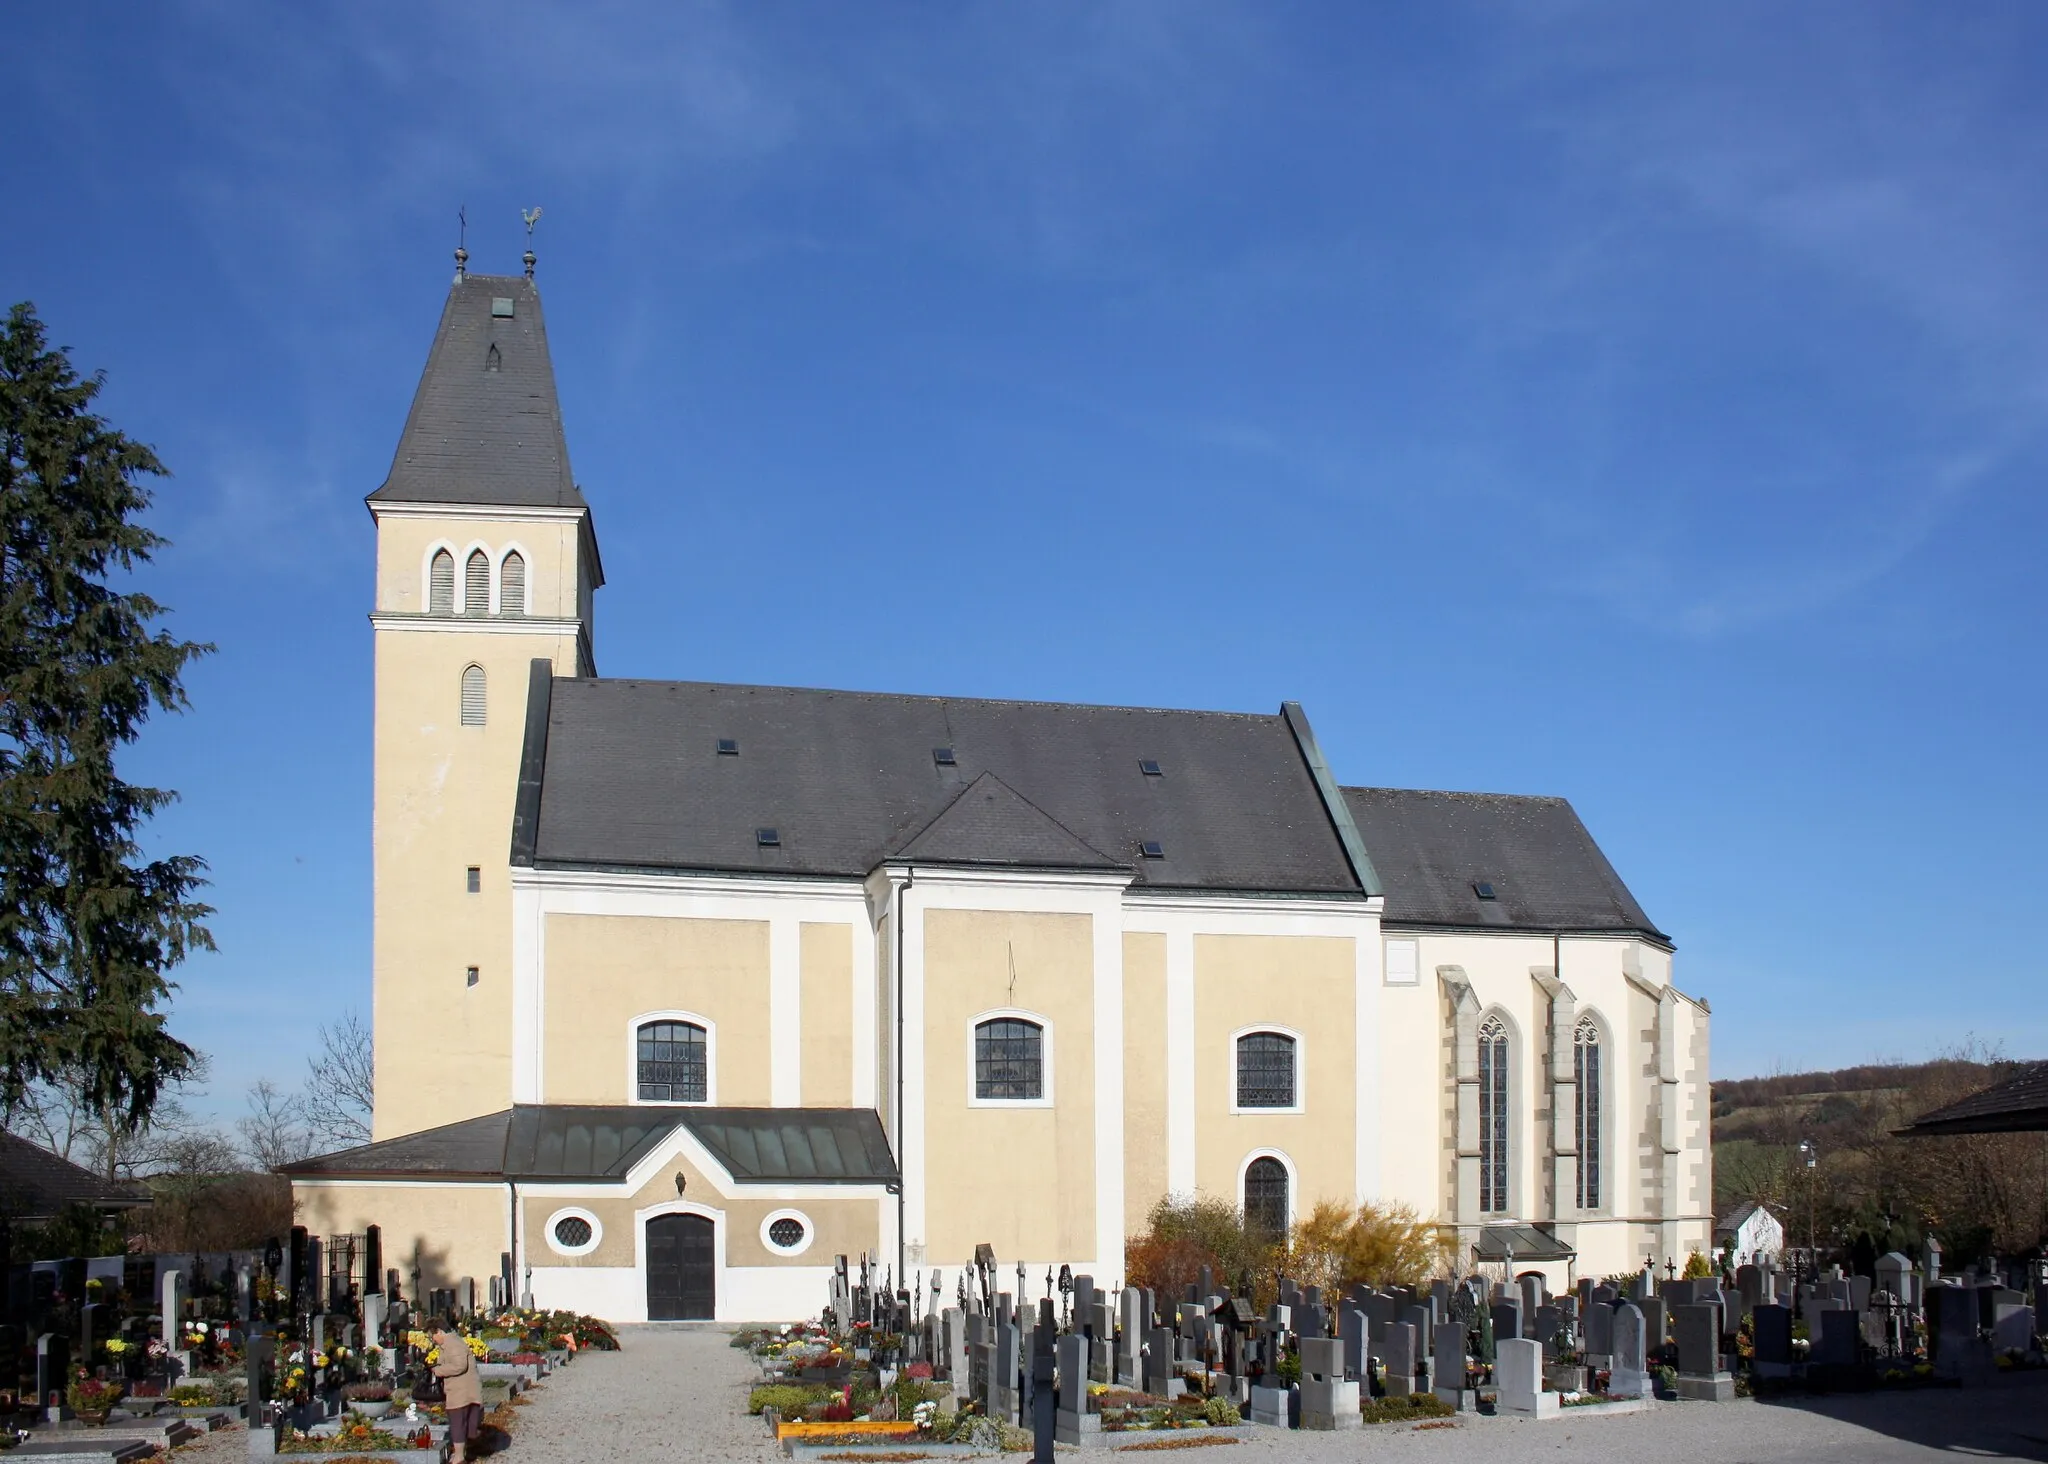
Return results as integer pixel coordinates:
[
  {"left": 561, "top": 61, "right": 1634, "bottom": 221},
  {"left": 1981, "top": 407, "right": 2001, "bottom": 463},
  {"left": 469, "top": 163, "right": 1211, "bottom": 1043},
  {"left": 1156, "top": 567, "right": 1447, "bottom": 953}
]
[
  {"left": 429, "top": 550, "right": 455, "bottom": 613},
  {"left": 464, "top": 549, "right": 490, "bottom": 615},
  {"left": 638, "top": 1021, "right": 708, "bottom": 1103},
  {"left": 460, "top": 665, "right": 486, "bottom": 726},
  {"left": 974, "top": 1018, "right": 1043, "bottom": 1100},
  {"left": 1478, "top": 1015, "right": 1510, "bottom": 1214},
  {"left": 1575, "top": 1016, "right": 1602, "bottom": 1209},
  {"left": 1236, "top": 1031, "right": 1296, "bottom": 1108},
  {"left": 499, "top": 551, "right": 525, "bottom": 617}
]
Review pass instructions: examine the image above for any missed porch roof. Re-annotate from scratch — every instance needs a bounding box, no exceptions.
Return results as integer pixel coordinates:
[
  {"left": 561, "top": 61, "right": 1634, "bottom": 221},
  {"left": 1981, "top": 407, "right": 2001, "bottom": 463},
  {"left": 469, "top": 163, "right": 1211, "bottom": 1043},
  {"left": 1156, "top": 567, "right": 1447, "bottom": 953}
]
[{"left": 280, "top": 1105, "right": 899, "bottom": 1186}]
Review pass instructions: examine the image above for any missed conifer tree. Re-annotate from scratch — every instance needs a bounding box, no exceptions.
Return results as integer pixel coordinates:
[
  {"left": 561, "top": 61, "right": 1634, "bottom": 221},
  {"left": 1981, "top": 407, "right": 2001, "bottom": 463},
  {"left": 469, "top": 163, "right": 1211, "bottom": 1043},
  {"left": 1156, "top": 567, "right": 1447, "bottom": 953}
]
[{"left": 0, "top": 300, "right": 211, "bottom": 1133}]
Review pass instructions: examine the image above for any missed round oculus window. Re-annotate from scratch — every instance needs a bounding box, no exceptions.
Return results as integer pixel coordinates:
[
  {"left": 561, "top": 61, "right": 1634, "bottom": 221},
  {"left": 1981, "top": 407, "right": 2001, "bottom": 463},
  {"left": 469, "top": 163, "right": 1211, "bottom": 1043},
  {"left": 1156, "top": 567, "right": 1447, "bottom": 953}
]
[
  {"left": 767, "top": 1217, "right": 806, "bottom": 1250},
  {"left": 553, "top": 1215, "right": 593, "bottom": 1248}
]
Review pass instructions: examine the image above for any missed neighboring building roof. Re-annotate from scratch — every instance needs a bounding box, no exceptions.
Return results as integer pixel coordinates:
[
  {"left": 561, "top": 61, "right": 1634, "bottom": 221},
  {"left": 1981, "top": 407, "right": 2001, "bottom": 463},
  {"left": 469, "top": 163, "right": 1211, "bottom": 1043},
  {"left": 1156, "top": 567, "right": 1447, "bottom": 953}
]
[
  {"left": 1714, "top": 1201, "right": 1774, "bottom": 1235},
  {"left": 519, "top": 676, "right": 1366, "bottom": 896},
  {"left": 1341, "top": 787, "right": 1667, "bottom": 942},
  {"left": 281, "top": 1105, "right": 898, "bottom": 1186},
  {"left": 368, "top": 274, "right": 586, "bottom": 510},
  {"left": 1895, "top": 1063, "right": 2048, "bottom": 1137},
  {"left": 0, "top": 1131, "right": 148, "bottom": 1221}
]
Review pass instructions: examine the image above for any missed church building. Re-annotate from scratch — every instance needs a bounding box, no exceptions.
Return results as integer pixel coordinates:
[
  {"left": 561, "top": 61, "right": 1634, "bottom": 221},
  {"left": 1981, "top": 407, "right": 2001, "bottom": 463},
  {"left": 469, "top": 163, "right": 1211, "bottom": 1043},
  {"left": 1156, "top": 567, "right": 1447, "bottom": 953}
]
[{"left": 286, "top": 266, "right": 1714, "bottom": 1322}]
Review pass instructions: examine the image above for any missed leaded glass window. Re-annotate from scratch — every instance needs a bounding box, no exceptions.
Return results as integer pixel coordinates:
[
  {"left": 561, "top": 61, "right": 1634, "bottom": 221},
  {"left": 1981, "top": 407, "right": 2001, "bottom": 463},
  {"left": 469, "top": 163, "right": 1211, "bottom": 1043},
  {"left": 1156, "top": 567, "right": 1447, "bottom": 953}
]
[
  {"left": 1236, "top": 1032, "right": 1297, "bottom": 1108},
  {"left": 975, "top": 1018, "right": 1043, "bottom": 1101},
  {"left": 1244, "top": 1156, "right": 1289, "bottom": 1237},
  {"left": 637, "top": 1020, "right": 708, "bottom": 1103},
  {"left": 1478, "top": 1015, "right": 1509, "bottom": 1214},
  {"left": 1574, "top": 1016, "right": 1602, "bottom": 1209}
]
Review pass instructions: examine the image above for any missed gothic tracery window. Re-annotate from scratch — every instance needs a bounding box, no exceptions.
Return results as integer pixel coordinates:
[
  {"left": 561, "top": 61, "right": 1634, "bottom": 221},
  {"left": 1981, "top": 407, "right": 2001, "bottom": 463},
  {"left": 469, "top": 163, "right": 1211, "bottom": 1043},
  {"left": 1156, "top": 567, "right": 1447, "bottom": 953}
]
[
  {"left": 1478, "top": 1014, "right": 1509, "bottom": 1214},
  {"left": 1574, "top": 1015, "right": 1602, "bottom": 1209}
]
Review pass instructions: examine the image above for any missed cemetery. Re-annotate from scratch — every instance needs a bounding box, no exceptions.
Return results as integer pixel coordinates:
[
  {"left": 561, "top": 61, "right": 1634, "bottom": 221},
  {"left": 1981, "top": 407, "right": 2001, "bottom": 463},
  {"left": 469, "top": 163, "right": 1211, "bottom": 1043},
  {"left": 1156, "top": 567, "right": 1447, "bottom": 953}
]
[
  {"left": 736, "top": 1238, "right": 2048, "bottom": 1457},
  {"left": 0, "top": 1221, "right": 617, "bottom": 1461}
]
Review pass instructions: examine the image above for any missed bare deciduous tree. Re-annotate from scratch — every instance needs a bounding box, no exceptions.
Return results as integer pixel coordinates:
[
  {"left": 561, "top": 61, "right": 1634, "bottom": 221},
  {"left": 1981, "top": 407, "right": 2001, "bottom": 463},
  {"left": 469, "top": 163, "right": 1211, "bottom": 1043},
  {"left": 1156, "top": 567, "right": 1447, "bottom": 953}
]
[
  {"left": 238, "top": 1078, "right": 312, "bottom": 1170},
  {"left": 298, "top": 1011, "right": 373, "bottom": 1150}
]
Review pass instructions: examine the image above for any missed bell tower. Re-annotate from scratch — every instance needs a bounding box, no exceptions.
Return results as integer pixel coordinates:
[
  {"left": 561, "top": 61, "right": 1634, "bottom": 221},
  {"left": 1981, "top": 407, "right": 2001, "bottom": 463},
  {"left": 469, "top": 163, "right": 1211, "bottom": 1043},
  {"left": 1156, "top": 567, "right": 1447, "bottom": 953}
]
[{"left": 365, "top": 263, "right": 602, "bottom": 1138}]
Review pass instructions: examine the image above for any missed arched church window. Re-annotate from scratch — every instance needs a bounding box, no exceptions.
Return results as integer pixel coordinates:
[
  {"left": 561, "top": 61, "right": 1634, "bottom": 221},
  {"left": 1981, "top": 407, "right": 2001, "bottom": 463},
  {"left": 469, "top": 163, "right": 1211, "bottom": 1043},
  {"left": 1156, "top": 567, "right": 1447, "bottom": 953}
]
[
  {"left": 974, "top": 1018, "right": 1044, "bottom": 1101},
  {"left": 1478, "top": 1014, "right": 1510, "bottom": 1214},
  {"left": 1243, "top": 1156, "right": 1289, "bottom": 1237},
  {"left": 464, "top": 550, "right": 490, "bottom": 616},
  {"left": 460, "top": 665, "right": 486, "bottom": 726},
  {"left": 1235, "top": 1031, "right": 1297, "bottom": 1108},
  {"left": 1575, "top": 1015, "right": 1602, "bottom": 1209},
  {"left": 429, "top": 550, "right": 455, "bottom": 614},
  {"left": 637, "top": 1020, "right": 708, "bottom": 1103},
  {"left": 499, "top": 551, "right": 526, "bottom": 617}
]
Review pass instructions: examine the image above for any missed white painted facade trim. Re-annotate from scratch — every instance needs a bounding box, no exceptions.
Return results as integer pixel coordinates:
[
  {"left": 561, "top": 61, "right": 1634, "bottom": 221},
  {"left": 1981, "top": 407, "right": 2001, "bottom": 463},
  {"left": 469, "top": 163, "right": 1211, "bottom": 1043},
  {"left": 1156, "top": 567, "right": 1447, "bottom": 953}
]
[
  {"left": 770, "top": 915, "right": 802, "bottom": 1106},
  {"left": 371, "top": 614, "right": 585, "bottom": 636},
  {"left": 370, "top": 501, "right": 587, "bottom": 525},
  {"left": 1227, "top": 1022, "right": 1307, "bottom": 1116}
]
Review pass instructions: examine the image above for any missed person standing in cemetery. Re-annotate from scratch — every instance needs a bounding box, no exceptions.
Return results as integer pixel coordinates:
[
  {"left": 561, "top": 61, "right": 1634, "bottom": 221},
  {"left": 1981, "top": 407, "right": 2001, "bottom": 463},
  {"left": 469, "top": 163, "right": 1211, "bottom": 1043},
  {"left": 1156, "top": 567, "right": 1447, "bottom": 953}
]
[{"left": 432, "top": 1320, "right": 485, "bottom": 1463}]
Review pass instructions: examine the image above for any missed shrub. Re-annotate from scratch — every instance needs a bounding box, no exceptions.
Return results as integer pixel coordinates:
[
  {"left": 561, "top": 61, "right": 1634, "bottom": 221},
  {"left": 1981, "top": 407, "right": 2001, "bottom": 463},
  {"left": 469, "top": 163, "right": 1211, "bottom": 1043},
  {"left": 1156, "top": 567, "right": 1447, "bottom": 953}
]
[
  {"left": 1286, "top": 1199, "right": 1452, "bottom": 1294},
  {"left": 1202, "top": 1396, "right": 1240, "bottom": 1425},
  {"left": 67, "top": 1376, "right": 123, "bottom": 1414},
  {"left": 1681, "top": 1250, "right": 1713, "bottom": 1280},
  {"left": 1127, "top": 1195, "right": 1281, "bottom": 1305},
  {"left": 1360, "top": 1392, "right": 1452, "bottom": 1425},
  {"left": 168, "top": 1383, "right": 218, "bottom": 1406},
  {"left": 748, "top": 1383, "right": 829, "bottom": 1417}
]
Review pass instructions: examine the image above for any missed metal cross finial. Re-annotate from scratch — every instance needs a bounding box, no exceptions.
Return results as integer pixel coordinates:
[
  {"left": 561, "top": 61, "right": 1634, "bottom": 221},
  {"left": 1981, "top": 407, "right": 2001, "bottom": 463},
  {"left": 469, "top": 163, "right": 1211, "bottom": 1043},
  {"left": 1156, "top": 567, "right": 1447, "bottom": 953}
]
[
  {"left": 522, "top": 206, "right": 543, "bottom": 278},
  {"left": 454, "top": 205, "right": 468, "bottom": 282}
]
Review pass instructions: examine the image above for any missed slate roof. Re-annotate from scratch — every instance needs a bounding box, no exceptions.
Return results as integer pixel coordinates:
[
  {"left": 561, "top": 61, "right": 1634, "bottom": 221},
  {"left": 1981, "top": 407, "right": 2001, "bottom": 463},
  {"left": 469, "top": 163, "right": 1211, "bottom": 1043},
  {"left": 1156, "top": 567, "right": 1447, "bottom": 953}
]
[
  {"left": 1341, "top": 787, "right": 1667, "bottom": 942},
  {"left": 368, "top": 274, "right": 585, "bottom": 509},
  {"left": 0, "top": 1130, "right": 148, "bottom": 1221},
  {"left": 1895, "top": 1063, "right": 2048, "bottom": 1137},
  {"left": 520, "top": 677, "right": 1367, "bottom": 896},
  {"left": 280, "top": 1105, "right": 898, "bottom": 1185}
]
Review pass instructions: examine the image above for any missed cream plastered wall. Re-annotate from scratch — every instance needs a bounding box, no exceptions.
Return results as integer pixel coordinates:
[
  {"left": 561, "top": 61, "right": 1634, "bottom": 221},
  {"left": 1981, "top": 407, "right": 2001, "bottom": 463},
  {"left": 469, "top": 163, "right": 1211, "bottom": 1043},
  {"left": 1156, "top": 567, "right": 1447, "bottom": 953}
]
[
  {"left": 1191, "top": 934, "right": 1355, "bottom": 1217},
  {"left": 541, "top": 914, "right": 771, "bottom": 1105},
  {"left": 371, "top": 508, "right": 588, "bottom": 1139},
  {"left": 294, "top": 1182, "right": 507, "bottom": 1295},
  {"left": 921, "top": 908, "right": 1097, "bottom": 1264},
  {"left": 520, "top": 1147, "right": 882, "bottom": 1270},
  {"left": 1121, "top": 932, "right": 1168, "bottom": 1235},
  {"left": 801, "top": 923, "right": 854, "bottom": 1108},
  {"left": 1375, "top": 938, "right": 1441, "bottom": 1219}
]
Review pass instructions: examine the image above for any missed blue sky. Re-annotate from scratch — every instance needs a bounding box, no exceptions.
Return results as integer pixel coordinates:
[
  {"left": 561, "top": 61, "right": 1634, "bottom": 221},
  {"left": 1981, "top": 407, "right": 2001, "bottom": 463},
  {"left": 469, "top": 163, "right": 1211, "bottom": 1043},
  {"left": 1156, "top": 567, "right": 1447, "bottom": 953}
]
[{"left": 5, "top": 2, "right": 2044, "bottom": 1119}]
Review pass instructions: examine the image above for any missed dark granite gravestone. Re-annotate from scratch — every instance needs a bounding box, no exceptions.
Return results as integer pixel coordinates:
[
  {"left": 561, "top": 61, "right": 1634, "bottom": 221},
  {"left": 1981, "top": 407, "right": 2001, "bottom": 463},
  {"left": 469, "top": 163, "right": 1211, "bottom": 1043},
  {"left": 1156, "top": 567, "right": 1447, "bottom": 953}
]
[
  {"left": 1752, "top": 1303, "right": 1793, "bottom": 1376},
  {"left": 1673, "top": 1303, "right": 1732, "bottom": 1401}
]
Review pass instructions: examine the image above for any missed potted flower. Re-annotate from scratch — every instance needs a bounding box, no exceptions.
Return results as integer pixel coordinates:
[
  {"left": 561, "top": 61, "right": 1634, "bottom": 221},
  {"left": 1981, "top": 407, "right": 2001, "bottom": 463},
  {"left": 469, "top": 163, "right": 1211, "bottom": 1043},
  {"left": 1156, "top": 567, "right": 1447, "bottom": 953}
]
[
  {"left": 67, "top": 1374, "right": 123, "bottom": 1425},
  {"left": 343, "top": 1381, "right": 396, "bottom": 1420}
]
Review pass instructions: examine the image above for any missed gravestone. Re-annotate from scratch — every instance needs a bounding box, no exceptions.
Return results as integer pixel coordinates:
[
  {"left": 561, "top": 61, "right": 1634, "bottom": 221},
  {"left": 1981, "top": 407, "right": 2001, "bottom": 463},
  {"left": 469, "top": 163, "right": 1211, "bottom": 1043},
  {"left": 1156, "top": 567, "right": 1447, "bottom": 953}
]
[
  {"left": 36, "top": 1333, "right": 68, "bottom": 1418},
  {"left": 1117, "top": 1290, "right": 1143, "bottom": 1387},
  {"left": 994, "top": 1320, "right": 1020, "bottom": 1423},
  {"left": 1496, "top": 1337, "right": 1557, "bottom": 1418},
  {"left": 1519, "top": 1273, "right": 1545, "bottom": 1323},
  {"left": 1609, "top": 1301, "right": 1652, "bottom": 1399},
  {"left": 1340, "top": 1309, "right": 1367, "bottom": 1380},
  {"left": 1247, "top": 1379, "right": 1290, "bottom": 1427},
  {"left": 1673, "top": 1303, "right": 1733, "bottom": 1401},
  {"left": 1143, "top": 1326, "right": 1176, "bottom": 1398},
  {"left": 1638, "top": 1297, "right": 1668, "bottom": 1357},
  {"left": 1735, "top": 1264, "right": 1762, "bottom": 1317},
  {"left": 1582, "top": 1296, "right": 1614, "bottom": 1360},
  {"left": 1752, "top": 1303, "right": 1793, "bottom": 1378},
  {"left": 1298, "top": 1336, "right": 1358, "bottom": 1430},
  {"left": 945, "top": 1307, "right": 967, "bottom": 1386},
  {"left": 1533, "top": 1304, "right": 1562, "bottom": 1350},
  {"left": 1993, "top": 1303, "right": 2035, "bottom": 1354},
  {"left": 1432, "top": 1321, "right": 1472, "bottom": 1409},
  {"left": 1054, "top": 1332, "right": 1095, "bottom": 1446},
  {"left": 1850, "top": 1274, "right": 1873, "bottom": 1314},
  {"left": 1876, "top": 1252, "right": 1912, "bottom": 1312},
  {"left": 1490, "top": 1299, "right": 1522, "bottom": 1351},
  {"left": 1401, "top": 1304, "right": 1433, "bottom": 1363},
  {"left": 1814, "top": 1308, "right": 1858, "bottom": 1369},
  {"left": 1381, "top": 1321, "right": 1417, "bottom": 1397}
]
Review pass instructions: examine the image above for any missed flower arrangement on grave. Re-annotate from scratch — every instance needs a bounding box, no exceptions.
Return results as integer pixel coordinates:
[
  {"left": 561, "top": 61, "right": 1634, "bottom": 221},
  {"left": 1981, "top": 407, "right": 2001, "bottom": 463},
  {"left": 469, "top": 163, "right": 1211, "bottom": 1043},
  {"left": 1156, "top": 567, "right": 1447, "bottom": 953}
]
[
  {"left": 66, "top": 1371, "right": 123, "bottom": 1422},
  {"left": 277, "top": 1417, "right": 428, "bottom": 1453}
]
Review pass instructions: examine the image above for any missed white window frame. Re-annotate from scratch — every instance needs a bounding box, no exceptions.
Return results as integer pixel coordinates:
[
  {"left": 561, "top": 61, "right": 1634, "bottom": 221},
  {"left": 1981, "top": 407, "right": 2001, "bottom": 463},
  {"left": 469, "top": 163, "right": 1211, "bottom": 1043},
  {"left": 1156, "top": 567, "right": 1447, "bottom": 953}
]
[
  {"left": 759, "top": 1207, "right": 816, "bottom": 1258},
  {"left": 494, "top": 541, "right": 532, "bottom": 617},
  {"left": 1237, "top": 1147, "right": 1297, "bottom": 1233},
  {"left": 1228, "top": 1023, "right": 1306, "bottom": 1115},
  {"left": 459, "top": 541, "right": 493, "bottom": 617},
  {"left": 459, "top": 664, "right": 487, "bottom": 727},
  {"left": 966, "top": 1008, "right": 1054, "bottom": 1109},
  {"left": 422, "top": 541, "right": 460, "bottom": 615},
  {"left": 1476, "top": 1009, "right": 1516, "bottom": 1217},
  {"left": 543, "top": 1205, "right": 602, "bottom": 1258},
  {"left": 627, "top": 1010, "right": 718, "bottom": 1107}
]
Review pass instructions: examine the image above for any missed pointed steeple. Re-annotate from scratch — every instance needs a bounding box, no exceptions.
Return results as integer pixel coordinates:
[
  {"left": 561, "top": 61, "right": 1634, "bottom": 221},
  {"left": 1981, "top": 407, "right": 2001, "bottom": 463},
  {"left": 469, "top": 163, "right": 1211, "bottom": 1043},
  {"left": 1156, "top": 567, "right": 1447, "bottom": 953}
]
[{"left": 369, "top": 273, "right": 585, "bottom": 509}]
